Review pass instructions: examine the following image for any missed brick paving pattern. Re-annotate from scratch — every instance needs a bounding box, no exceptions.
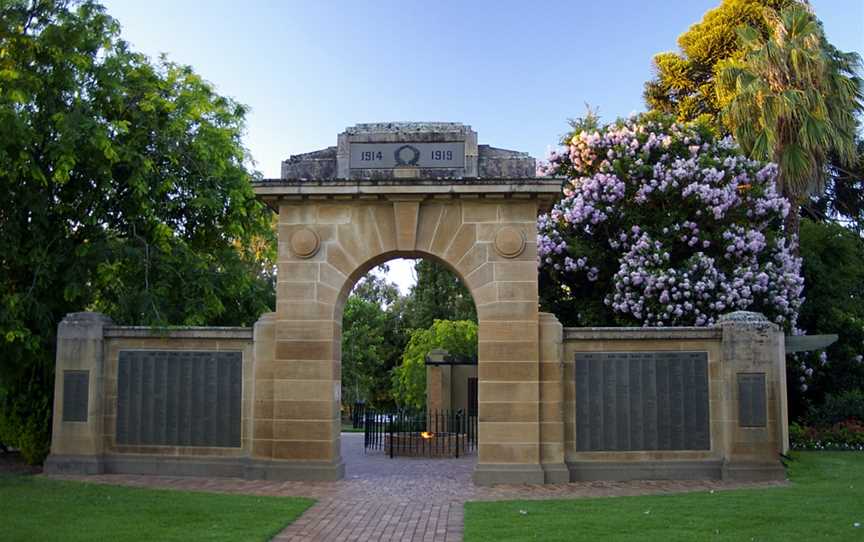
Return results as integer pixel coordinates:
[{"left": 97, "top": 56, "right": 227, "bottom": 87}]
[{"left": 47, "top": 433, "right": 786, "bottom": 541}]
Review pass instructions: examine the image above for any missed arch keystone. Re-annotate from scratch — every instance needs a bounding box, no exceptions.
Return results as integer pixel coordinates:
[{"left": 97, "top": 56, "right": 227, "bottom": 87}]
[{"left": 393, "top": 200, "right": 420, "bottom": 251}]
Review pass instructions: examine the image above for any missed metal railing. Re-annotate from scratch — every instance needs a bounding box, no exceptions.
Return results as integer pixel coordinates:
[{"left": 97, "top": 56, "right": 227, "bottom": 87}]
[{"left": 363, "top": 408, "right": 477, "bottom": 458}]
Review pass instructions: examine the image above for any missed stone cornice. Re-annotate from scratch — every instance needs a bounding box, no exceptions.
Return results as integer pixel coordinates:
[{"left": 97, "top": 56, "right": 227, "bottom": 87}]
[
  {"left": 563, "top": 327, "right": 722, "bottom": 341},
  {"left": 253, "top": 178, "right": 564, "bottom": 210},
  {"left": 104, "top": 326, "right": 253, "bottom": 340}
]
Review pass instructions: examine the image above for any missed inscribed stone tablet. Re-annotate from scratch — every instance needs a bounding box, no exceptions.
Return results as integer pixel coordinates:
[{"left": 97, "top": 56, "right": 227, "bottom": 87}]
[{"left": 350, "top": 142, "right": 465, "bottom": 169}]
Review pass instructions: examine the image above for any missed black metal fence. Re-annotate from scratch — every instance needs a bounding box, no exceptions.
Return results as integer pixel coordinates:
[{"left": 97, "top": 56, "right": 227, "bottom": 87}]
[
  {"left": 351, "top": 402, "right": 367, "bottom": 429},
  {"left": 363, "top": 408, "right": 478, "bottom": 458}
]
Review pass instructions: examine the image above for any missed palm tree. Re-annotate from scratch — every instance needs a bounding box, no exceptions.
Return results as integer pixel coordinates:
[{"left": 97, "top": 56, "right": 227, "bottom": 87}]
[{"left": 717, "top": 4, "right": 864, "bottom": 240}]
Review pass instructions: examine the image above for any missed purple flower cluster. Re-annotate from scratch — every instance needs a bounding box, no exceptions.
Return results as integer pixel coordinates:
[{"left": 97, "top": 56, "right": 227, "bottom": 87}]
[{"left": 537, "top": 114, "right": 804, "bottom": 328}]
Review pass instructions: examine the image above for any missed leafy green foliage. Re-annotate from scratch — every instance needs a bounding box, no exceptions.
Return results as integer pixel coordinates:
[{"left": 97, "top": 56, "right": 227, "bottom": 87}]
[
  {"left": 644, "top": 0, "right": 794, "bottom": 128},
  {"left": 0, "top": 475, "right": 313, "bottom": 541},
  {"left": 341, "top": 260, "right": 477, "bottom": 409},
  {"left": 790, "top": 220, "right": 864, "bottom": 418},
  {"left": 341, "top": 298, "right": 403, "bottom": 409},
  {"left": 807, "top": 390, "right": 864, "bottom": 428},
  {"left": 402, "top": 260, "right": 477, "bottom": 330},
  {"left": 809, "top": 136, "right": 864, "bottom": 233},
  {"left": 645, "top": 0, "right": 864, "bottom": 231},
  {"left": 391, "top": 320, "right": 477, "bottom": 409},
  {"left": 0, "top": 0, "right": 275, "bottom": 463},
  {"left": 716, "top": 4, "right": 864, "bottom": 236},
  {"left": 644, "top": 0, "right": 864, "bottom": 422},
  {"left": 341, "top": 267, "right": 407, "bottom": 410}
]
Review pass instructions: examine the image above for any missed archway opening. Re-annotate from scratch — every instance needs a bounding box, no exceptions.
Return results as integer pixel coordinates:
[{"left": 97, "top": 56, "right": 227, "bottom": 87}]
[{"left": 337, "top": 255, "right": 479, "bottom": 468}]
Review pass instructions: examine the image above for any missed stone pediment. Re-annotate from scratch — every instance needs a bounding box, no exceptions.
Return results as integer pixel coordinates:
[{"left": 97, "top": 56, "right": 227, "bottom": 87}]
[{"left": 279, "top": 122, "right": 535, "bottom": 180}]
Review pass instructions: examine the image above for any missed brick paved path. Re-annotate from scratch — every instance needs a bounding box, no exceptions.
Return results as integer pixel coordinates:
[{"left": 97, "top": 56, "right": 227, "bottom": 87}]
[{"left": 48, "top": 433, "right": 785, "bottom": 541}]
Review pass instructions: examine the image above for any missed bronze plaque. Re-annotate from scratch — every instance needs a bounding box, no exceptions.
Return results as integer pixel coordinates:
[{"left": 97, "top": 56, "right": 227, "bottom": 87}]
[
  {"left": 62, "top": 370, "right": 89, "bottom": 422},
  {"left": 575, "top": 352, "right": 710, "bottom": 451},
  {"left": 116, "top": 351, "right": 242, "bottom": 447},
  {"left": 737, "top": 373, "right": 767, "bottom": 427}
]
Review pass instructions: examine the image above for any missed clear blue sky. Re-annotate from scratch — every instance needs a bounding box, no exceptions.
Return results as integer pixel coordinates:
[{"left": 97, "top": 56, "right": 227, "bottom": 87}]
[
  {"left": 100, "top": 0, "right": 863, "bottom": 292},
  {"left": 101, "top": 0, "right": 862, "bottom": 179}
]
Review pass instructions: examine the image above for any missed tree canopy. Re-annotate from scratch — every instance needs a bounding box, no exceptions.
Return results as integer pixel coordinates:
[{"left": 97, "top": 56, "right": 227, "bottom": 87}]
[
  {"left": 538, "top": 112, "right": 801, "bottom": 328},
  {"left": 339, "top": 260, "right": 478, "bottom": 410},
  {"left": 644, "top": 0, "right": 864, "bottom": 230},
  {"left": 636, "top": 0, "right": 864, "bottom": 419},
  {"left": 402, "top": 259, "right": 476, "bottom": 330},
  {"left": 716, "top": 3, "right": 864, "bottom": 237},
  {"left": 0, "top": 0, "right": 274, "bottom": 463},
  {"left": 644, "top": 0, "right": 794, "bottom": 127},
  {"left": 390, "top": 319, "right": 477, "bottom": 410},
  {"left": 340, "top": 267, "right": 407, "bottom": 409}
]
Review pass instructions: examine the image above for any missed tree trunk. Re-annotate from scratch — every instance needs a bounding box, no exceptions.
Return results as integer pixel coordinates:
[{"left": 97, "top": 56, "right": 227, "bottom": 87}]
[{"left": 785, "top": 198, "right": 801, "bottom": 255}]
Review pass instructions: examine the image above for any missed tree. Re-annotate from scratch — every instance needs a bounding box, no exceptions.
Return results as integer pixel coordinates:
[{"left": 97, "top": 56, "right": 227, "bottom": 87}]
[
  {"left": 341, "top": 266, "right": 407, "bottom": 409},
  {"left": 0, "top": 0, "right": 274, "bottom": 463},
  {"left": 341, "top": 296, "right": 387, "bottom": 408},
  {"left": 716, "top": 4, "right": 864, "bottom": 238},
  {"left": 340, "top": 259, "right": 478, "bottom": 410},
  {"left": 809, "top": 137, "right": 864, "bottom": 233},
  {"left": 403, "top": 260, "right": 476, "bottom": 330},
  {"left": 391, "top": 320, "right": 477, "bottom": 410},
  {"left": 790, "top": 219, "right": 864, "bottom": 418},
  {"left": 350, "top": 264, "right": 401, "bottom": 307},
  {"left": 644, "top": 0, "right": 794, "bottom": 127},
  {"left": 645, "top": 0, "right": 864, "bottom": 232},
  {"left": 537, "top": 112, "right": 802, "bottom": 328}
]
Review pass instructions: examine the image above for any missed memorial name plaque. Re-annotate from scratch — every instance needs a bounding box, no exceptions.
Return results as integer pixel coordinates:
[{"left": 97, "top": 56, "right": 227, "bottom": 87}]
[
  {"left": 737, "top": 373, "right": 767, "bottom": 427},
  {"left": 116, "top": 350, "right": 242, "bottom": 447},
  {"left": 575, "top": 352, "right": 710, "bottom": 452},
  {"left": 349, "top": 142, "right": 465, "bottom": 169},
  {"left": 62, "top": 370, "right": 89, "bottom": 422}
]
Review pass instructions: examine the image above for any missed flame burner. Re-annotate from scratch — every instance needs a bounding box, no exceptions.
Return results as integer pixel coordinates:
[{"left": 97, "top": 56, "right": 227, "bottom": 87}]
[{"left": 383, "top": 431, "right": 468, "bottom": 458}]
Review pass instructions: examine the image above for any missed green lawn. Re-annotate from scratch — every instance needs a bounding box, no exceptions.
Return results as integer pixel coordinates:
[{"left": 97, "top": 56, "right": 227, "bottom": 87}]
[
  {"left": 0, "top": 475, "right": 314, "bottom": 542},
  {"left": 465, "top": 452, "right": 864, "bottom": 541}
]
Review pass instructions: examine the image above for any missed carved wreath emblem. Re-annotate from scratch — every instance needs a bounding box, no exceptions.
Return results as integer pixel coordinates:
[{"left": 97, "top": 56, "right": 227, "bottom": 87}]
[{"left": 394, "top": 144, "right": 420, "bottom": 166}]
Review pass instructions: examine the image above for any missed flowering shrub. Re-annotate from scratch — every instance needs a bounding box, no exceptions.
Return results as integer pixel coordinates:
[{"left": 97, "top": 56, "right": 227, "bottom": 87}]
[
  {"left": 537, "top": 113, "right": 804, "bottom": 328},
  {"left": 790, "top": 420, "right": 864, "bottom": 452}
]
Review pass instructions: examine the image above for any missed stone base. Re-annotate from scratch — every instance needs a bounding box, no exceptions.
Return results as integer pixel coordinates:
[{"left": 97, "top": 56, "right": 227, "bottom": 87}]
[
  {"left": 567, "top": 460, "right": 723, "bottom": 481},
  {"left": 45, "top": 454, "right": 345, "bottom": 482},
  {"left": 244, "top": 459, "right": 345, "bottom": 481},
  {"left": 541, "top": 462, "right": 570, "bottom": 484},
  {"left": 44, "top": 454, "right": 105, "bottom": 475},
  {"left": 104, "top": 455, "right": 247, "bottom": 478},
  {"left": 721, "top": 461, "right": 786, "bottom": 482},
  {"left": 473, "top": 463, "right": 545, "bottom": 485}
]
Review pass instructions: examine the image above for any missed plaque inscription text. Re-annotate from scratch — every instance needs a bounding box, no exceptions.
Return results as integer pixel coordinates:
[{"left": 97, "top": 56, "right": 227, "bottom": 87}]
[
  {"left": 349, "top": 142, "right": 465, "bottom": 169},
  {"left": 116, "top": 350, "right": 242, "bottom": 447},
  {"left": 575, "top": 351, "right": 710, "bottom": 451}
]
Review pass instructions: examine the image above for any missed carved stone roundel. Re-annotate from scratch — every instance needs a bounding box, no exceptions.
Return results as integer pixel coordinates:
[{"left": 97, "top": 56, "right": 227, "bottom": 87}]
[
  {"left": 290, "top": 228, "right": 319, "bottom": 259},
  {"left": 494, "top": 226, "right": 525, "bottom": 258}
]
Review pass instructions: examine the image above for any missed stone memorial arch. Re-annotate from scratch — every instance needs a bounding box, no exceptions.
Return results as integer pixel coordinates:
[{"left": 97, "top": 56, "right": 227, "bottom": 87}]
[
  {"left": 46, "top": 122, "right": 789, "bottom": 485},
  {"left": 250, "top": 123, "right": 566, "bottom": 483}
]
